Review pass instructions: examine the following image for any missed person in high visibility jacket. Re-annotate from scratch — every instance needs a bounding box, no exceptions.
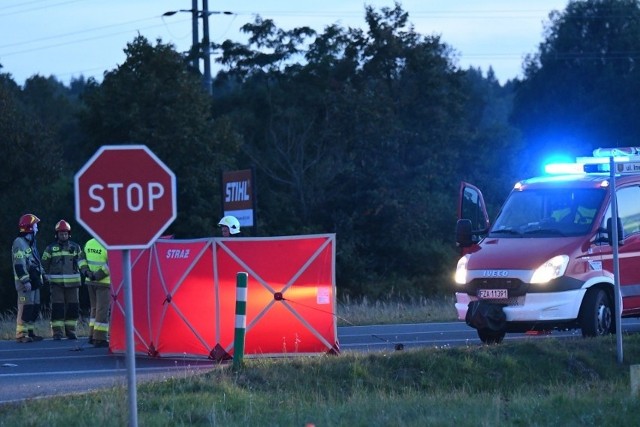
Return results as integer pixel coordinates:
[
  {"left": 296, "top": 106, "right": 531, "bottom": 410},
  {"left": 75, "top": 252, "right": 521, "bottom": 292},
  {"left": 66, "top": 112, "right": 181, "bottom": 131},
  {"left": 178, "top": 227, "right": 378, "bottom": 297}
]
[
  {"left": 84, "top": 238, "right": 110, "bottom": 348},
  {"left": 12, "top": 214, "right": 45, "bottom": 343},
  {"left": 41, "top": 220, "right": 87, "bottom": 340}
]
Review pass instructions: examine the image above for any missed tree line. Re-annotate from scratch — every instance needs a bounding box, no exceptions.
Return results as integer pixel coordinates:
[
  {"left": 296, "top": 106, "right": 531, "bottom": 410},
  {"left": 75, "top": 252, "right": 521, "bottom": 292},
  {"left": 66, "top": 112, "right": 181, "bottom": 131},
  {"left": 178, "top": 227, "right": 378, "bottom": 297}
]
[{"left": 1, "top": 1, "right": 639, "bottom": 313}]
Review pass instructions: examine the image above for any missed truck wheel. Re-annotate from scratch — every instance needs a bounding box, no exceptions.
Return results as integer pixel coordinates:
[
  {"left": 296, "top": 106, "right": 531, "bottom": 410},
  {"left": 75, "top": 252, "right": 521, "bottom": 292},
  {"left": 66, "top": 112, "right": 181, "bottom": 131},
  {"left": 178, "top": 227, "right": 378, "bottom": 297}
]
[
  {"left": 579, "top": 288, "right": 613, "bottom": 337},
  {"left": 477, "top": 328, "right": 505, "bottom": 344}
]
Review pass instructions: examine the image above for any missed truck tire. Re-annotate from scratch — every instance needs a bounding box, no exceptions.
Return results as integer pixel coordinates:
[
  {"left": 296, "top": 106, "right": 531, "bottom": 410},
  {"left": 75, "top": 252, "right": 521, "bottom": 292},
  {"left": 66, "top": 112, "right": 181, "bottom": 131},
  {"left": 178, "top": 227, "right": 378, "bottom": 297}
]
[
  {"left": 579, "top": 288, "right": 613, "bottom": 337},
  {"left": 477, "top": 328, "right": 505, "bottom": 344}
]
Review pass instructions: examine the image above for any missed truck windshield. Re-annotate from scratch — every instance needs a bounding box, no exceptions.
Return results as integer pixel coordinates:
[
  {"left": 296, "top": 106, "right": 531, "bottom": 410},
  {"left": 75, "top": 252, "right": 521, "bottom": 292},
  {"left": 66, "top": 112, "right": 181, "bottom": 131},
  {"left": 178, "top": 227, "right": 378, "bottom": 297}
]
[{"left": 490, "top": 188, "right": 606, "bottom": 237}]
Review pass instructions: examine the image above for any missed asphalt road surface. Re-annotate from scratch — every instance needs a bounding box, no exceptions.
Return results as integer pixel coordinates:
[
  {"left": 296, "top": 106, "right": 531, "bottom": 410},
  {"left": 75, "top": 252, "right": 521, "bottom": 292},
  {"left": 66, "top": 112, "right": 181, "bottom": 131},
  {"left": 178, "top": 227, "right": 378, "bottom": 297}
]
[{"left": 2, "top": 319, "right": 640, "bottom": 404}]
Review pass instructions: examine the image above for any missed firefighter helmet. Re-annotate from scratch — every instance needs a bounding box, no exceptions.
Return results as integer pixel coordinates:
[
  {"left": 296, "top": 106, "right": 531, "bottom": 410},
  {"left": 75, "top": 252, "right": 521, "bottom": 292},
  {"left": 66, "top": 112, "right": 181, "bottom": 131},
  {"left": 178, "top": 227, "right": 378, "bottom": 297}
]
[
  {"left": 218, "top": 215, "right": 241, "bottom": 234},
  {"left": 55, "top": 220, "right": 71, "bottom": 233},
  {"left": 18, "top": 214, "right": 40, "bottom": 233}
]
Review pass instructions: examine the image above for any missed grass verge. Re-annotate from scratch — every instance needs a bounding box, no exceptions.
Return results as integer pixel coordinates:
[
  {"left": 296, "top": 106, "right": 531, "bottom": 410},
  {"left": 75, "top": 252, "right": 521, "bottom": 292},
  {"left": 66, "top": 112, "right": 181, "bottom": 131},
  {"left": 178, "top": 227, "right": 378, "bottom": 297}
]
[
  {"left": 0, "top": 311, "right": 90, "bottom": 341},
  {"left": 2, "top": 334, "right": 640, "bottom": 425},
  {"left": 337, "top": 295, "right": 458, "bottom": 326},
  {"left": 1, "top": 297, "right": 457, "bottom": 340}
]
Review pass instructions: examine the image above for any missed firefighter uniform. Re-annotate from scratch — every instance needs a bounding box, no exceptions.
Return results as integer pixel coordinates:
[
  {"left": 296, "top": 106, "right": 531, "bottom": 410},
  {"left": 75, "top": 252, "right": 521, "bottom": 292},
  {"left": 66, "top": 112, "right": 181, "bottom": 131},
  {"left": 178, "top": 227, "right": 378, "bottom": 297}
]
[
  {"left": 41, "top": 220, "right": 87, "bottom": 340},
  {"left": 12, "top": 214, "right": 45, "bottom": 343},
  {"left": 84, "top": 238, "right": 110, "bottom": 347}
]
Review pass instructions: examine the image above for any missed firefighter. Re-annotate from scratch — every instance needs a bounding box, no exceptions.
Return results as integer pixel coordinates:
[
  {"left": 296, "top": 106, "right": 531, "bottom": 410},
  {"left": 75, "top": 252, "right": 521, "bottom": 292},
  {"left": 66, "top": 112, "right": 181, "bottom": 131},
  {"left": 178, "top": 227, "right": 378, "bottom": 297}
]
[
  {"left": 84, "top": 237, "right": 110, "bottom": 348},
  {"left": 12, "top": 214, "right": 45, "bottom": 343},
  {"left": 41, "top": 220, "right": 87, "bottom": 340},
  {"left": 218, "top": 215, "right": 241, "bottom": 237}
]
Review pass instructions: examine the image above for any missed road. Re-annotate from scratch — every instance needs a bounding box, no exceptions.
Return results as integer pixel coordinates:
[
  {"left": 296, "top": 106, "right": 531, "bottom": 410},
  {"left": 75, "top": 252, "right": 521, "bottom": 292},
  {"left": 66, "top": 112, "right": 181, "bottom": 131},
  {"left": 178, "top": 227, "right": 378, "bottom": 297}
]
[{"left": 2, "top": 319, "right": 640, "bottom": 404}]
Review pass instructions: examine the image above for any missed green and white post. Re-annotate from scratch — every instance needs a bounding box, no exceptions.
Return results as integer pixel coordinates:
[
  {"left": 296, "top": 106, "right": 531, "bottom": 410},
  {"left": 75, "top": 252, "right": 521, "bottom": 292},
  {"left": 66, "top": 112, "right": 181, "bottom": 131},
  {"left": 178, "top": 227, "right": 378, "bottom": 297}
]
[{"left": 233, "top": 272, "right": 248, "bottom": 370}]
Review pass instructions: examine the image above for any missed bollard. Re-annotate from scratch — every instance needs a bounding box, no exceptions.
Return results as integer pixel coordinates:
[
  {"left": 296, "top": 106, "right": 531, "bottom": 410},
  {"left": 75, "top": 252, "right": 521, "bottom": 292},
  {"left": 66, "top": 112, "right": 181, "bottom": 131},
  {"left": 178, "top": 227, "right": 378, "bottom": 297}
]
[
  {"left": 631, "top": 365, "right": 640, "bottom": 396},
  {"left": 233, "top": 272, "right": 248, "bottom": 370}
]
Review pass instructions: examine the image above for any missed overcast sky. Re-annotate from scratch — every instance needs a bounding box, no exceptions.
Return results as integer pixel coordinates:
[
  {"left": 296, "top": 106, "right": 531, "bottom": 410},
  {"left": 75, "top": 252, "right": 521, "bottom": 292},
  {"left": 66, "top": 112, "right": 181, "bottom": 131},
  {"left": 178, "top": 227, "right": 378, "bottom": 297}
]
[{"left": 0, "top": 0, "right": 569, "bottom": 86}]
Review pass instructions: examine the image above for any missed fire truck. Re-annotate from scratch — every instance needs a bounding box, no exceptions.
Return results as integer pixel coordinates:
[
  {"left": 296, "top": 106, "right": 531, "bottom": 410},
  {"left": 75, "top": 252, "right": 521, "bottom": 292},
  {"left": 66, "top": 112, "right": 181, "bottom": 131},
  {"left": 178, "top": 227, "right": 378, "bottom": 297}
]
[{"left": 455, "top": 147, "right": 640, "bottom": 343}]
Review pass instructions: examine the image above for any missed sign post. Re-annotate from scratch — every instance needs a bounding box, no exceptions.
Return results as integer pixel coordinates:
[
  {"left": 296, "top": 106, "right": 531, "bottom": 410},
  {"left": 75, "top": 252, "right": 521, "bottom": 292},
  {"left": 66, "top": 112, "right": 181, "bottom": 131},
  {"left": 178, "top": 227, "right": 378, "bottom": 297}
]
[
  {"left": 75, "top": 145, "right": 177, "bottom": 427},
  {"left": 609, "top": 156, "right": 623, "bottom": 364}
]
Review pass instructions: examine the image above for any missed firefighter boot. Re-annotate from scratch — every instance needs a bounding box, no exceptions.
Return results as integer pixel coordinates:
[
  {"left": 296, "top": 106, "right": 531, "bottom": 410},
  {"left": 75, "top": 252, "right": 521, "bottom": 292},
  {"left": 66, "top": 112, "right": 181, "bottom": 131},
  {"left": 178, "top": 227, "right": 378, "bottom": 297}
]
[
  {"left": 52, "top": 325, "right": 64, "bottom": 340},
  {"left": 93, "top": 340, "right": 109, "bottom": 348},
  {"left": 28, "top": 331, "right": 44, "bottom": 341},
  {"left": 65, "top": 320, "right": 77, "bottom": 340}
]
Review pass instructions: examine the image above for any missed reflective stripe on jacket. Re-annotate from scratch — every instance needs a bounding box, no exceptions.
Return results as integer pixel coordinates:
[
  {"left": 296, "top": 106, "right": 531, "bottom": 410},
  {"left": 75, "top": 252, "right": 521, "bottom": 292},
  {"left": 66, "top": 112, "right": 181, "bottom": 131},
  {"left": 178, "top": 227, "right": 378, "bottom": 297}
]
[
  {"left": 12, "top": 236, "right": 42, "bottom": 290},
  {"left": 41, "top": 240, "right": 83, "bottom": 288},
  {"left": 84, "top": 238, "right": 110, "bottom": 287}
]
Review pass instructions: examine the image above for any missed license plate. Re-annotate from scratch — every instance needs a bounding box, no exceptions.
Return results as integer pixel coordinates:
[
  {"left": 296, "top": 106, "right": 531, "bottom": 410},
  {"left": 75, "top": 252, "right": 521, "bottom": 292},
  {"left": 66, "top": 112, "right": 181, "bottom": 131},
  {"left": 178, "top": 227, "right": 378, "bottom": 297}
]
[{"left": 478, "top": 289, "right": 508, "bottom": 299}]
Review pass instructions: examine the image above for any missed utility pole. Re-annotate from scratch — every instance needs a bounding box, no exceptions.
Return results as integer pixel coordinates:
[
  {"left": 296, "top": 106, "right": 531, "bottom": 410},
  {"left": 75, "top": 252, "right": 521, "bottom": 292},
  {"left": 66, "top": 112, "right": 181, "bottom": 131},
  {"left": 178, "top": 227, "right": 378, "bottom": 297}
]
[
  {"left": 163, "top": 1, "right": 215, "bottom": 94},
  {"left": 202, "top": 0, "right": 212, "bottom": 95},
  {"left": 190, "top": 0, "right": 199, "bottom": 70}
]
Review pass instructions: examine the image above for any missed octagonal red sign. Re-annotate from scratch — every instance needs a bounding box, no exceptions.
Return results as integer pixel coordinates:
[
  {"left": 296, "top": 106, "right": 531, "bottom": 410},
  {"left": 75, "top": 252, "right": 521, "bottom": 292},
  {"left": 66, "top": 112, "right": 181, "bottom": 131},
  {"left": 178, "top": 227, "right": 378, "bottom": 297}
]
[{"left": 74, "top": 145, "right": 177, "bottom": 249}]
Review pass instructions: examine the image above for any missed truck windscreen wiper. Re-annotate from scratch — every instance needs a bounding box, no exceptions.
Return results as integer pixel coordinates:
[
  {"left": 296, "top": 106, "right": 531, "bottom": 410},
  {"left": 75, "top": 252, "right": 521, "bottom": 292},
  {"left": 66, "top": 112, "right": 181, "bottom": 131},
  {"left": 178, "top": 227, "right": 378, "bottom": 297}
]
[
  {"left": 523, "top": 228, "right": 566, "bottom": 236},
  {"left": 491, "top": 229, "right": 523, "bottom": 237}
]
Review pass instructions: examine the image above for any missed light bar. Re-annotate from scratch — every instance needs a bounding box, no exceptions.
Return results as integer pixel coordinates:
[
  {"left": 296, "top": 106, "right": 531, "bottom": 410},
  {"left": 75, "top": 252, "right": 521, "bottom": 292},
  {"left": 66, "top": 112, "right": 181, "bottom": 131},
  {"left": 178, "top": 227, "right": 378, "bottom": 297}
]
[
  {"left": 576, "top": 156, "right": 609, "bottom": 164},
  {"left": 593, "top": 147, "right": 640, "bottom": 157},
  {"left": 543, "top": 147, "right": 640, "bottom": 176},
  {"left": 583, "top": 163, "right": 610, "bottom": 173},
  {"left": 544, "top": 163, "right": 585, "bottom": 175}
]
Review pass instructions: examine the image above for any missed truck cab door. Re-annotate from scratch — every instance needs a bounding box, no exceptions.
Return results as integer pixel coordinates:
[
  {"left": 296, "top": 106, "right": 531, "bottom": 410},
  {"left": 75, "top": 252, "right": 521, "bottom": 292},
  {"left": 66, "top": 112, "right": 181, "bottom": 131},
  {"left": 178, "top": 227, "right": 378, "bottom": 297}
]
[
  {"left": 595, "top": 185, "right": 640, "bottom": 316},
  {"left": 456, "top": 182, "right": 490, "bottom": 254}
]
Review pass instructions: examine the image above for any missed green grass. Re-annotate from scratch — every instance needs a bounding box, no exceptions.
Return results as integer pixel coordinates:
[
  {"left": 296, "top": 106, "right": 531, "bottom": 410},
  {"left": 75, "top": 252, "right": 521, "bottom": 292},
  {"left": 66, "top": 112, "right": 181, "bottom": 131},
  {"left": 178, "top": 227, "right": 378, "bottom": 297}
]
[
  {"left": 0, "top": 296, "right": 458, "bottom": 339},
  {"left": 2, "top": 299, "right": 640, "bottom": 426},
  {"left": 0, "top": 311, "right": 90, "bottom": 341},
  {"left": 336, "top": 295, "right": 458, "bottom": 326},
  {"left": 2, "top": 334, "right": 640, "bottom": 426}
]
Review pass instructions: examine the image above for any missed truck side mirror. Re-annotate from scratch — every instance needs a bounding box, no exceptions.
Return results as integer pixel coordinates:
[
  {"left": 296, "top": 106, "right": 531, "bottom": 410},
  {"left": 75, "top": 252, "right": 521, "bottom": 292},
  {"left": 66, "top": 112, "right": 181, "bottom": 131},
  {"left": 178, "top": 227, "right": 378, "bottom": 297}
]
[
  {"left": 606, "top": 217, "right": 624, "bottom": 246},
  {"left": 456, "top": 219, "right": 473, "bottom": 248}
]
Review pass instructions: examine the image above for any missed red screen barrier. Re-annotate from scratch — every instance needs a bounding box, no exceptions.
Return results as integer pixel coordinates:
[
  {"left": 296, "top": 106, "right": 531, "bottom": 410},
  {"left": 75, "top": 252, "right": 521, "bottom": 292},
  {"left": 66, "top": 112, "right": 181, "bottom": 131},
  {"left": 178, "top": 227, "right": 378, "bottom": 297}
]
[{"left": 109, "top": 234, "right": 338, "bottom": 359}]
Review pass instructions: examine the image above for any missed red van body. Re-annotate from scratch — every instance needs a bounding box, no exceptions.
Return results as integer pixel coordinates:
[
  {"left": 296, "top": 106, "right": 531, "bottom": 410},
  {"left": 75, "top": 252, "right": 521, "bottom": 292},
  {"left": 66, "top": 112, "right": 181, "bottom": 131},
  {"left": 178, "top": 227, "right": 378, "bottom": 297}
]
[{"left": 454, "top": 152, "right": 640, "bottom": 343}]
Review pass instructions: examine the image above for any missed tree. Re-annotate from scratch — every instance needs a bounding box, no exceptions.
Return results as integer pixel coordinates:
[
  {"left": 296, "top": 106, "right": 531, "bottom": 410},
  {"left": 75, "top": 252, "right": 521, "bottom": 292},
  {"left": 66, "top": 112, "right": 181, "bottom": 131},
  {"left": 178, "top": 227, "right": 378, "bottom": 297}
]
[
  {"left": 21, "top": 75, "right": 89, "bottom": 171},
  {"left": 512, "top": 0, "right": 640, "bottom": 172},
  {"left": 81, "top": 36, "right": 241, "bottom": 237},
  {"left": 460, "top": 68, "right": 521, "bottom": 216},
  {"left": 0, "top": 76, "right": 65, "bottom": 313},
  {"left": 0, "top": 4, "right": 526, "bottom": 308},
  {"left": 213, "top": 17, "right": 349, "bottom": 234},
  {"left": 212, "top": 3, "right": 511, "bottom": 298}
]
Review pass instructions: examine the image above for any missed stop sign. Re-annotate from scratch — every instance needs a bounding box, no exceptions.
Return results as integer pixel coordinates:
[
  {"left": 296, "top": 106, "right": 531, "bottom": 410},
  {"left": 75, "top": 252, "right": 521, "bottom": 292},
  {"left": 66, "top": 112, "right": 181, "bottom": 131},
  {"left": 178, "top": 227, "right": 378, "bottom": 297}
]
[{"left": 74, "top": 145, "right": 177, "bottom": 249}]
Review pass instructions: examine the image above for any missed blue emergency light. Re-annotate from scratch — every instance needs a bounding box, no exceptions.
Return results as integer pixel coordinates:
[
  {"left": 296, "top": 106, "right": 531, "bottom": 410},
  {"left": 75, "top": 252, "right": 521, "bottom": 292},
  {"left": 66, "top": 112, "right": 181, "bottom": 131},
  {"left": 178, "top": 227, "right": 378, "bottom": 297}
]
[
  {"left": 543, "top": 147, "right": 640, "bottom": 175},
  {"left": 544, "top": 163, "right": 584, "bottom": 175}
]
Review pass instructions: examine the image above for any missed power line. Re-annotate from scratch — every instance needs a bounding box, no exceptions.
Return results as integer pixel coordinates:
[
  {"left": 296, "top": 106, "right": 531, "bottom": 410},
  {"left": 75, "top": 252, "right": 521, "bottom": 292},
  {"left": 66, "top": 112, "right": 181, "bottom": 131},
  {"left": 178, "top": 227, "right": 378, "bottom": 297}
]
[
  {"left": 0, "top": 5, "right": 561, "bottom": 57},
  {"left": 0, "top": 15, "right": 166, "bottom": 51},
  {"left": 0, "top": 0, "right": 91, "bottom": 18},
  {"left": 0, "top": 21, "right": 181, "bottom": 58},
  {"left": 5, "top": 3, "right": 629, "bottom": 84},
  {"left": 231, "top": 9, "right": 556, "bottom": 18}
]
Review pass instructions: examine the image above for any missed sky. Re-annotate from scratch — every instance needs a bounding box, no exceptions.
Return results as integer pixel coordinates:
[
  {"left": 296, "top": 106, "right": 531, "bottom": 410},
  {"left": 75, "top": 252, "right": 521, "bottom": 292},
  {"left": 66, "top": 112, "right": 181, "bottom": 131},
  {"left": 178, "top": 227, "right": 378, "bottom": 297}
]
[{"left": 0, "top": 0, "right": 570, "bottom": 86}]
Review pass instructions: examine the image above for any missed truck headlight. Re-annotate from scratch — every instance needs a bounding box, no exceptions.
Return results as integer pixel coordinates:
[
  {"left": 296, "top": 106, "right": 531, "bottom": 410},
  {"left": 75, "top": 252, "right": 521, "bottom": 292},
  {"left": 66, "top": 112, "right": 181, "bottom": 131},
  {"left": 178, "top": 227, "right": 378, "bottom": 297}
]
[
  {"left": 530, "top": 255, "right": 569, "bottom": 284},
  {"left": 455, "top": 255, "right": 469, "bottom": 284}
]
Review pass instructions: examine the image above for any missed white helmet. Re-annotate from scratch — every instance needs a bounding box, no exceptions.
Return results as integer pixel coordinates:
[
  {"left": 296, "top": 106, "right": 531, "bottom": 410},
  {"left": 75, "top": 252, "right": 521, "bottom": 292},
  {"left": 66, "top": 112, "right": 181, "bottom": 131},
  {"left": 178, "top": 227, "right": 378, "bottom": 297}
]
[{"left": 218, "top": 215, "right": 241, "bottom": 234}]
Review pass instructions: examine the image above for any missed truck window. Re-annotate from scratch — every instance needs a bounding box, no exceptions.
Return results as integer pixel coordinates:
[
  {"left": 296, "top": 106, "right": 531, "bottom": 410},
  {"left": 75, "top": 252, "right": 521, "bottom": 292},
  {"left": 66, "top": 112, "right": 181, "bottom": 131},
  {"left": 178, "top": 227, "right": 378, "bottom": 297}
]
[
  {"left": 461, "top": 185, "right": 487, "bottom": 232},
  {"left": 603, "top": 186, "right": 640, "bottom": 236},
  {"left": 491, "top": 188, "right": 606, "bottom": 237}
]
